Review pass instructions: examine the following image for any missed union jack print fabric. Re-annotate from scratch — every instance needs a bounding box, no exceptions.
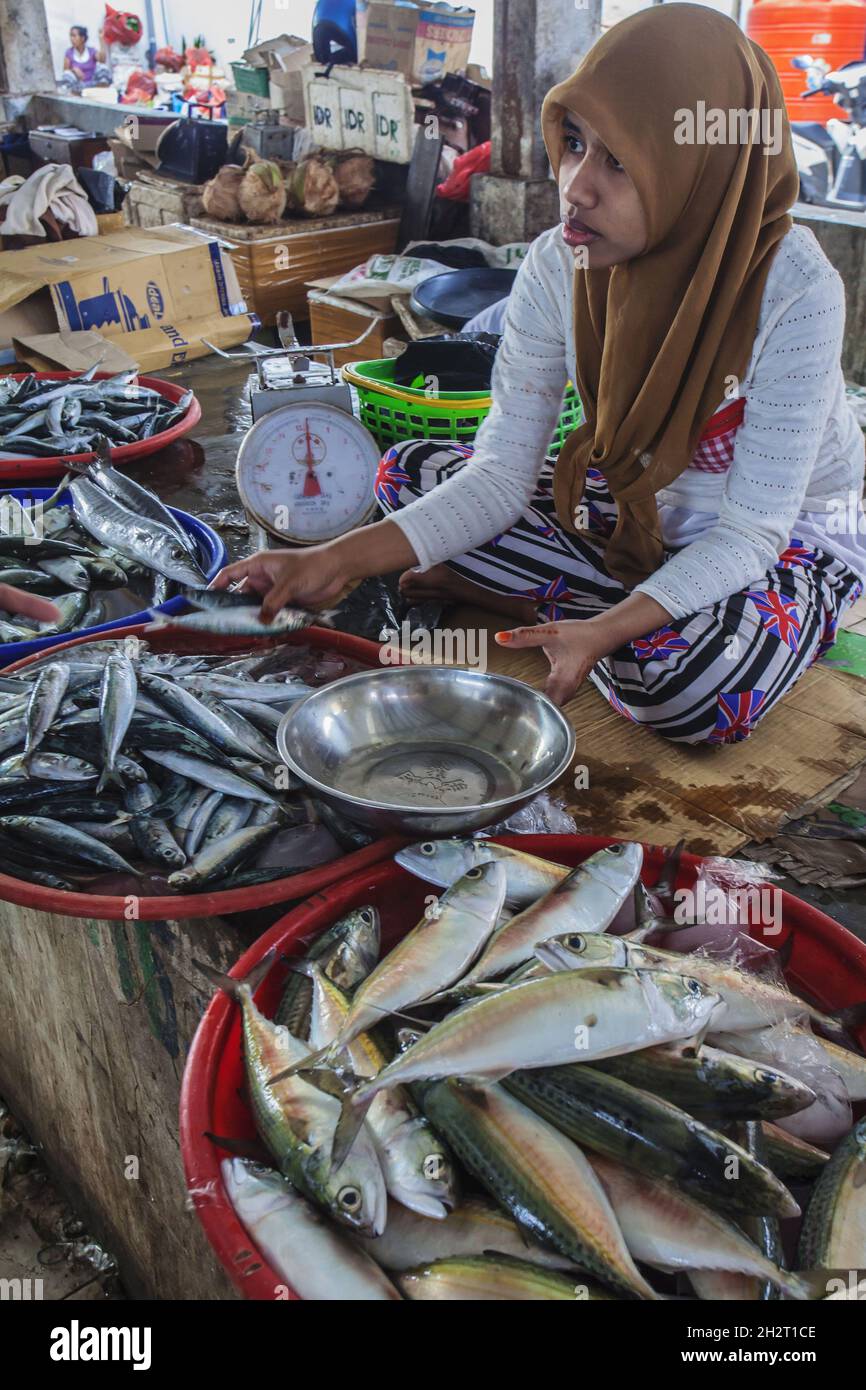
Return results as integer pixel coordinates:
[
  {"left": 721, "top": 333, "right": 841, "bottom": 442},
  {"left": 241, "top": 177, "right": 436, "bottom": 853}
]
[{"left": 373, "top": 438, "right": 862, "bottom": 745}]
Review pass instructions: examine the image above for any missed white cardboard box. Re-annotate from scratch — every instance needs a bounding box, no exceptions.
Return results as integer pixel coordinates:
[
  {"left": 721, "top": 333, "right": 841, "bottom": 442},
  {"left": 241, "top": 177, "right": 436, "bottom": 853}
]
[{"left": 302, "top": 63, "right": 416, "bottom": 164}]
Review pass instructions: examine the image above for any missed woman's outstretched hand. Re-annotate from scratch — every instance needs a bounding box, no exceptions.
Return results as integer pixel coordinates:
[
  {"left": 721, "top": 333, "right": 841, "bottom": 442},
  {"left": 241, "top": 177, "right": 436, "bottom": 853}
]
[
  {"left": 209, "top": 519, "right": 421, "bottom": 623},
  {"left": 209, "top": 546, "right": 350, "bottom": 622},
  {"left": 495, "top": 619, "right": 610, "bottom": 705},
  {"left": 495, "top": 594, "right": 675, "bottom": 706}
]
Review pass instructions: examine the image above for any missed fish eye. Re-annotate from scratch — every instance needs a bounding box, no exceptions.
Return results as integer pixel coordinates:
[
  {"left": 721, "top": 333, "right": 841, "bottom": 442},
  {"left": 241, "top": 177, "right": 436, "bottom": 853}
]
[
  {"left": 566, "top": 934, "right": 585, "bottom": 950},
  {"left": 686, "top": 978, "right": 703, "bottom": 995},
  {"left": 466, "top": 867, "right": 483, "bottom": 879},
  {"left": 360, "top": 908, "right": 374, "bottom": 924},
  {"left": 420, "top": 842, "right": 436, "bottom": 855},
  {"left": 755, "top": 1069, "right": 778, "bottom": 1084},
  {"left": 337, "top": 1185, "right": 362, "bottom": 1212},
  {"left": 609, "top": 844, "right": 625, "bottom": 855}
]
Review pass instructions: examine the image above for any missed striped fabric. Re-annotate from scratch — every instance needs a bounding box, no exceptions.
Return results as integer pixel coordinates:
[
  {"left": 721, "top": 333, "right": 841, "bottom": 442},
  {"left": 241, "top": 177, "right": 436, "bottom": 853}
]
[{"left": 376, "top": 438, "right": 862, "bottom": 745}]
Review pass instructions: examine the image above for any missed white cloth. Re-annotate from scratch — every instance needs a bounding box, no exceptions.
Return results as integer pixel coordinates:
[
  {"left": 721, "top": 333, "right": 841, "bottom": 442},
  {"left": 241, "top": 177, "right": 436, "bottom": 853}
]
[
  {"left": 389, "top": 223, "right": 866, "bottom": 620},
  {"left": 0, "top": 164, "right": 98, "bottom": 239}
]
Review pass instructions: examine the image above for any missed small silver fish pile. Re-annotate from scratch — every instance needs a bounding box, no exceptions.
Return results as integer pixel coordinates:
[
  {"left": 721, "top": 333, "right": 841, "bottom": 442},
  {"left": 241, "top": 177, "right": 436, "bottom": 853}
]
[
  {"left": 214, "top": 838, "right": 866, "bottom": 1301},
  {"left": 0, "top": 637, "right": 373, "bottom": 893},
  {"left": 0, "top": 444, "right": 209, "bottom": 644},
  {"left": 0, "top": 366, "right": 193, "bottom": 459}
]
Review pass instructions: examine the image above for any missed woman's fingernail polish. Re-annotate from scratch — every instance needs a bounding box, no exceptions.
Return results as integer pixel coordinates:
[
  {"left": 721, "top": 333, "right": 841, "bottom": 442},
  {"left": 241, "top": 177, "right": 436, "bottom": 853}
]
[{"left": 495, "top": 631, "right": 512, "bottom": 643}]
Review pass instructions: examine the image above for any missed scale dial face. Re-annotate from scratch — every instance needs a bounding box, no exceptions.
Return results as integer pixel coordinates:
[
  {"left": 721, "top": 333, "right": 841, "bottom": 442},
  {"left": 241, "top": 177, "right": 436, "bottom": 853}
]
[{"left": 236, "top": 401, "right": 381, "bottom": 545}]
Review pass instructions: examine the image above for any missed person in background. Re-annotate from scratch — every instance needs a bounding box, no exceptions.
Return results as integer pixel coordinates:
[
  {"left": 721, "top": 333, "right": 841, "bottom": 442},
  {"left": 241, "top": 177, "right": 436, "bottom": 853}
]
[
  {"left": 213, "top": 6, "right": 866, "bottom": 747},
  {"left": 60, "top": 25, "right": 112, "bottom": 92}
]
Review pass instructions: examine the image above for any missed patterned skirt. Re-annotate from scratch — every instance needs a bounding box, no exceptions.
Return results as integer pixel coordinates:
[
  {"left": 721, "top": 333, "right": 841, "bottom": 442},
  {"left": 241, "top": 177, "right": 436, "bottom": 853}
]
[{"left": 375, "top": 440, "right": 864, "bottom": 746}]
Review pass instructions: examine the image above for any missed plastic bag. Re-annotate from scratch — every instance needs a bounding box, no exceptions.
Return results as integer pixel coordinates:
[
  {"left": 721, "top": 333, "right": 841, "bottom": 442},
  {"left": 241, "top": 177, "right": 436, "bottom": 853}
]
[
  {"left": 103, "top": 4, "right": 143, "bottom": 46},
  {"left": 436, "top": 140, "right": 491, "bottom": 202},
  {"left": 712, "top": 1021, "right": 853, "bottom": 1146},
  {"left": 664, "top": 855, "right": 783, "bottom": 957},
  {"left": 480, "top": 792, "right": 577, "bottom": 838}
]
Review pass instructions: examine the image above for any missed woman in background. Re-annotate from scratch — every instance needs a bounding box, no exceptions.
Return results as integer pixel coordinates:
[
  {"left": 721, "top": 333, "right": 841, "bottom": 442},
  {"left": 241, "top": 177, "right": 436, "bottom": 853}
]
[
  {"left": 214, "top": 6, "right": 866, "bottom": 746},
  {"left": 60, "top": 25, "right": 111, "bottom": 92}
]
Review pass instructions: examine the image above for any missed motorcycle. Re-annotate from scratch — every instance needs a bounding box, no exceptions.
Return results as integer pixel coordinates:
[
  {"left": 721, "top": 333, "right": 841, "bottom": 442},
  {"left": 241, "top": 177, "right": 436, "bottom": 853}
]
[{"left": 791, "top": 54, "right": 866, "bottom": 211}]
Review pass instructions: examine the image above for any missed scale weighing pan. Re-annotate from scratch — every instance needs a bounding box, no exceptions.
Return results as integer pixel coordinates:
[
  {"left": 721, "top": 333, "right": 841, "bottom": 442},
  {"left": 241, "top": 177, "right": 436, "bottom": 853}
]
[{"left": 410, "top": 267, "right": 517, "bottom": 329}]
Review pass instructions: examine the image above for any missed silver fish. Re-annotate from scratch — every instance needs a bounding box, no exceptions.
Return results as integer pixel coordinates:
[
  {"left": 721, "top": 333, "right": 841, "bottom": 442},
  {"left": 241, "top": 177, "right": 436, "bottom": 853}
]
[
  {"left": 98, "top": 651, "right": 137, "bottom": 792},
  {"left": 24, "top": 664, "right": 70, "bottom": 765},
  {"left": 458, "top": 843, "right": 644, "bottom": 985},
  {"left": 395, "top": 837, "right": 569, "bottom": 909},
  {"left": 69, "top": 477, "right": 207, "bottom": 588},
  {"left": 221, "top": 1159, "right": 400, "bottom": 1301}
]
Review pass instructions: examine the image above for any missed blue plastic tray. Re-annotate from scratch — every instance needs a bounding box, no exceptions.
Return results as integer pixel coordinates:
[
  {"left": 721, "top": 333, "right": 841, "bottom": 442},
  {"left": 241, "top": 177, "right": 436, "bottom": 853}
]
[{"left": 0, "top": 487, "right": 227, "bottom": 666}]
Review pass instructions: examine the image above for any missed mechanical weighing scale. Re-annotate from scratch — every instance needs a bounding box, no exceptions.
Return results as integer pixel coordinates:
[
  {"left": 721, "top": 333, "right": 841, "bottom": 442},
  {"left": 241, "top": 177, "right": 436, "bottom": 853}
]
[{"left": 207, "top": 313, "right": 384, "bottom": 550}]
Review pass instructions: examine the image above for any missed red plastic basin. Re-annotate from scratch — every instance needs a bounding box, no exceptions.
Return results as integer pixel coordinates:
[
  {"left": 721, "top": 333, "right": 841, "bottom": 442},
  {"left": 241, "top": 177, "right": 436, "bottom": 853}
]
[
  {"left": 0, "top": 372, "right": 202, "bottom": 482},
  {"left": 0, "top": 622, "right": 400, "bottom": 920},
  {"left": 179, "top": 833, "right": 866, "bottom": 1300}
]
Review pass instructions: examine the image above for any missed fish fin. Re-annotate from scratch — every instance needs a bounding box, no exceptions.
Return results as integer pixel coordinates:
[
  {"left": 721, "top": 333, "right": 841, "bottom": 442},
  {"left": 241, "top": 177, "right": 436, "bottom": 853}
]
[
  {"left": 96, "top": 766, "right": 125, "bottom": 795},
  {"left": 194, "top": 949, "right": 276, "bottom": 1004},
  {"left": 66, "top": 455, "right": 97, "bottom": 477},
  {"left": 283, "top": 1061, "right": 375, "bottom": 1170},
  {"left": 203, "top": 1131, "right": 268, "bottom": 1161},
  {"left": 808, "top": 1002, "right": 866, "bottom": 1052},
  {"left": 333, "top": 1089, "right": 376, "bottom": 1171},
  {"left": 654, "top": 838, "right": 686, "bottom": 911},
  {"left": 834, "top": 1000, "right": 866, "bottom": 1042},
  {"left": 774, "top": 932, "right": 795, "bottom": 974},
  {"left": 266, "top": 1041, "right": 332, "bottom": 1088}
]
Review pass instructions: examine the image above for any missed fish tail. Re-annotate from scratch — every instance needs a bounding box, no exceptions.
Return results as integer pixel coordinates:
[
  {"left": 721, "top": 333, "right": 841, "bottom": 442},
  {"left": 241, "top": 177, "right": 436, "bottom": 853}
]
[
  {"left": 194, "top": 949, "right": 276, "bottom": 1005},
  {"left": 832, "top": 1000, "right": 866, "bottom": 1049},
  {"left": 97, "top": 766, "right": 124, "bottom": 794},
  {"left": 265, "top": 1040, "right": 332, "bottom": 1088},
  {"left": 66, "top": 455, "right": 97, "bottom": 477},
  {"left": 654, "top": 837, "right": 686, "bottom": 912}
]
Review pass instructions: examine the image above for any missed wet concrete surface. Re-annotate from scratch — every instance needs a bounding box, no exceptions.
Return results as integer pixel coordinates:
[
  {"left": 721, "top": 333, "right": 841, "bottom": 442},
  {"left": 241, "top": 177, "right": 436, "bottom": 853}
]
[{"left": 129, "top": 353, "right": 259, "bottom": 564}]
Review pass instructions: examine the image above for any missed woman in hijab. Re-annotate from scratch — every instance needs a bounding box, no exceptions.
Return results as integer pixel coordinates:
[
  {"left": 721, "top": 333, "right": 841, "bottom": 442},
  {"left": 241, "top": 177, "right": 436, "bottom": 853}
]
[{"left": 215, "top": 5, "right": 866, "bottom": 744}]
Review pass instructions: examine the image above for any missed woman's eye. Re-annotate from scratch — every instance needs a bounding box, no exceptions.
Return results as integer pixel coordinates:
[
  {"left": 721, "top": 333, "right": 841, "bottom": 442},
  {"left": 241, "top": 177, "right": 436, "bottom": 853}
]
[
  {"left": 608, "top": 155, "right": 624, "bottom": 172},
  {"left": 565, "top": 135, "right": 583, "bottom": 155}
]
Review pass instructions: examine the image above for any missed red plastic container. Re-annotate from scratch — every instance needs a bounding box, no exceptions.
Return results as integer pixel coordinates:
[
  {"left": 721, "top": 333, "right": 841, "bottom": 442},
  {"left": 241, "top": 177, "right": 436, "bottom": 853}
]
[
  {"left": 747, "top": 0, "right": 866, "bottom": 125},
  {"left": 1, "top": 622, "right": 400, "bottom": 920},
  {"left": 179, "top": 834, "right": 866, "bottom": 1300},
  {"left": 0, "top": 372, "right": 202, "bottom": 482}
]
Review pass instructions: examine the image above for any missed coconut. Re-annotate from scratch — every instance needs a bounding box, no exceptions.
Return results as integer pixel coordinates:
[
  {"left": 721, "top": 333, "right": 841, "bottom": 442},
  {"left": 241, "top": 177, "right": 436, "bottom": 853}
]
[
  {"left": 325, "top": 150, "right": 375, "bottom": 208},
  {"left": 285, "top": 158, "right": 339, "bottom": 218},
  {"left": 238, "top": 159, "right": 287, "bottom": 224},
  {"left": 201, "top": 164, "right": 245, "bottom": 222}
]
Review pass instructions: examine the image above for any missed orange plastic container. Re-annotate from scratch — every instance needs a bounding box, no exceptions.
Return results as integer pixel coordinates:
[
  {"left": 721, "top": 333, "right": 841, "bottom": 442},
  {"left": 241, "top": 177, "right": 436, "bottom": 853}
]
[{"left": 747, "top": 0, "right": 866, "bottom": 124}]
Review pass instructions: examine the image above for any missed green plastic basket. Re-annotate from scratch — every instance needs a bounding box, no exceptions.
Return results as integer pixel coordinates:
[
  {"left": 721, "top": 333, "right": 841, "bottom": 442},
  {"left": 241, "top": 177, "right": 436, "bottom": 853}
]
[
  {"left": 342, "top": 358, "right": 582, "bottom": 455},
  {"left": 230, "top": 62, "right": 271, "bottom": 97}
]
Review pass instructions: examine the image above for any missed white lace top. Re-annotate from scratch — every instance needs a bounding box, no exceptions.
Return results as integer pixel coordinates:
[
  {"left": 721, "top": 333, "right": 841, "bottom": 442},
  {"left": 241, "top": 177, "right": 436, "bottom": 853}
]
[{"left": 389, "top": 222, "right": 866, "bottom": 619}]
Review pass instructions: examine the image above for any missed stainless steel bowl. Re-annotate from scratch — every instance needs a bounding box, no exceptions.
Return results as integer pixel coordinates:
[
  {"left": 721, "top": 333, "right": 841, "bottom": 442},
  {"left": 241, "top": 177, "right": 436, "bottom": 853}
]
[{"left": 276, "top": 666, "right": 576, "bottom": 836}]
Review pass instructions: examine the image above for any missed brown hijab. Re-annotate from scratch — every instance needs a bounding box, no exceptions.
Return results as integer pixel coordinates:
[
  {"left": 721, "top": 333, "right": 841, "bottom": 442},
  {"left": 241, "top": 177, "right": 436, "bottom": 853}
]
[{"left": 540, "top": 4, "right": 800, "bottom": 590}]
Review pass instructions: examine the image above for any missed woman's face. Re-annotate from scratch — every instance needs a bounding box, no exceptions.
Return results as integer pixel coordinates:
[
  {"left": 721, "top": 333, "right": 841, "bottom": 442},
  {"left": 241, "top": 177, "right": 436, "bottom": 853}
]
[
  {"left": 70, "top": 28, "right": 86, "bottom": 50},
  {"left": 557, "top": 111, "right": 648, "bottom": 268}
]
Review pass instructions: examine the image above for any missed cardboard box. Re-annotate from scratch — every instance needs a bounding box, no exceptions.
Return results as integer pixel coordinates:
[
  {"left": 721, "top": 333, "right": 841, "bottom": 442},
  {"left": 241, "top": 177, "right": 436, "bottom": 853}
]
[
  {"left": 302, "top": 63, "right": 416, "bottom": 163},
  {"left": 123, "top": 173, "right": 205, "bottom": 229},
  {"left": 269, "top": 71, "right": 306, "bottom": 124},
  {"left": 356, "top": 1, "right": 475, "bottom": 84},
  {"left": 307, "top": 277, "right": 403, "bottom": 368},
  {"left": 0, "top": 224, "right": 255, "bottom": 371}
]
